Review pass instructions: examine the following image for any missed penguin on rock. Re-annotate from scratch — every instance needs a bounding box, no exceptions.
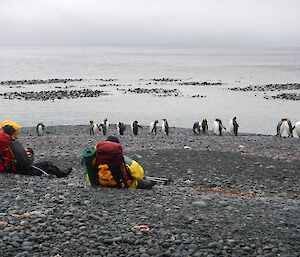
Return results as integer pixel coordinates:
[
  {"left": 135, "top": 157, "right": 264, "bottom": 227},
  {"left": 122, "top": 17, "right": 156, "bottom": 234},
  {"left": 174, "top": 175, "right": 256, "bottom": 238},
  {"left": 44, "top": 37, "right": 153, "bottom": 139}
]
[
  {"left": 36, "top": 123, "right": 45, "bottom": 136},
  {"left": 89, "top": 120, "right": 99, "bottom": 136},
  {"left": 229, "top": 117, "right": 239, "bottom": 136},
  {"left": 213, "top": 118, "right": 226, "bottom": 136},
  {"left": 150, "top": 120, "right": 159, "bottom": 135},
  {"left": 131, "top": 121, "right": 142, "bottom": 135},
  {"left": 117, "top": 122, "right": 126, "bottom": 135},
  {"left": 276, "top": 118, "right": 293, "bottom": 137},
  {"left": 193, "top": 121, "right": 201, "bottom": 135},
  {"left": 293, "top": 121, "right": 300, "bottom": 139},
  {"left": 162, "top": 119, "right": 169, "bottom": 136},
  {"left": 100, "top": 118, "right": 109, "bottom": 136},
  {"left": 201, "top": 118, "right": 208, "bottom": 133}
]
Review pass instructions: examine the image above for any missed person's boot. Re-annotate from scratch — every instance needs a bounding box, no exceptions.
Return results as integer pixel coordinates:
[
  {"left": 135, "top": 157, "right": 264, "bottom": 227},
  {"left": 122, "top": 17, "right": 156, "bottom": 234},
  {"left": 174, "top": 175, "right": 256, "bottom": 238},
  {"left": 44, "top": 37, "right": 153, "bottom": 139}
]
[{"left": 138, "top": 179, "right": 156, "bottom": 189}]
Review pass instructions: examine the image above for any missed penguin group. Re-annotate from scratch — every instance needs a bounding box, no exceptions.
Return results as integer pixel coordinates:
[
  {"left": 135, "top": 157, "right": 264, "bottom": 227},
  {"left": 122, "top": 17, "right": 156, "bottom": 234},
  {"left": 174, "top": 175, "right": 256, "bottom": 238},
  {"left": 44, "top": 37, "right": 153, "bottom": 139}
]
[
  {"left": 193, "top": 117, "right": 239, "bottom": 136},
  {"left": 193, "top": 118, "right": 208, "bottom": 135},
  {"left": 149, "top": 119, "right": 169, "bottom": 136},
  {"left": 87, "top": 117, "right": 300, "bottom": 139},
  {"left": 276, "top": 118, "right": 300, "bottom": 138}
]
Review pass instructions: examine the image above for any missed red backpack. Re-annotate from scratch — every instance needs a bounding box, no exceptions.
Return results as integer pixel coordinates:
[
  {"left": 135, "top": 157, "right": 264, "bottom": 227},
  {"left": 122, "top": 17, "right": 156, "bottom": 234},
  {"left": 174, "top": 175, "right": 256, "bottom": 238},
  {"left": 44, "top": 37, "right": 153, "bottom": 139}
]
[
  {"left": 95, "top": 141, "right": 129, "bottom": 188},
  {"left": 0, "top": 131, "right": 16, "bottom": 173}
]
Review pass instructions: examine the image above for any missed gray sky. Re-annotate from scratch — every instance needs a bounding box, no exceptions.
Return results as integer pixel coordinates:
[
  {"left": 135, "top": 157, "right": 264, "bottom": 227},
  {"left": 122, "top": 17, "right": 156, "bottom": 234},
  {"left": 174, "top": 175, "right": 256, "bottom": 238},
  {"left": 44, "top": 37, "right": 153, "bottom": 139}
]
[{"left": 0, "top": 0, "right": 299, "bottom": 47}]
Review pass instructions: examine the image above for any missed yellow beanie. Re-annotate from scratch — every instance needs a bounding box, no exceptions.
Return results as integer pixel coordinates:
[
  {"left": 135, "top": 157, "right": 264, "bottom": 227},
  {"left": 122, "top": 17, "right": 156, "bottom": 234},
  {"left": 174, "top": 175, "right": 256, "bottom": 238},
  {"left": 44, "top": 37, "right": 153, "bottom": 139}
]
[{"left": 1, "top": 120, "right": 22, "bottom": 131}]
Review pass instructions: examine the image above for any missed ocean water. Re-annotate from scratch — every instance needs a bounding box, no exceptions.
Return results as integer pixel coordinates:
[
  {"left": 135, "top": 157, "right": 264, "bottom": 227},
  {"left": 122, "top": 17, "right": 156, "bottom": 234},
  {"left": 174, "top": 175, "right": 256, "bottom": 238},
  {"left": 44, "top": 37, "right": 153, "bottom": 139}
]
[{"left": 0, "top": 46, "right": 299, "bottom": 135}]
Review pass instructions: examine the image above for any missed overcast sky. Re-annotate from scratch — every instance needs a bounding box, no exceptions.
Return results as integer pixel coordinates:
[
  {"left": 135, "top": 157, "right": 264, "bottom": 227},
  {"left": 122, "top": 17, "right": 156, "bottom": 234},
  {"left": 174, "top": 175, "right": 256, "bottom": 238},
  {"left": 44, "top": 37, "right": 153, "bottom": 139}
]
[{"left": 0, "top": 0, "right": 299, "bottom": 47}]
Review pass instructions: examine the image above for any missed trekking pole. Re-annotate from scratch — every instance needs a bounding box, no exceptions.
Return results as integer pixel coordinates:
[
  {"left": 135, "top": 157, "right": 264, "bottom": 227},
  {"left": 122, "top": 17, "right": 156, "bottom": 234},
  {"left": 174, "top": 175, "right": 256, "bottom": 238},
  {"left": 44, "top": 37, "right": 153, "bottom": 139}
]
[
  {"left": 32, "top": 165, "right": 50, "bottom": 177},
  {"left": 145, "top": 176, "right": 170, "bottom": 185}
]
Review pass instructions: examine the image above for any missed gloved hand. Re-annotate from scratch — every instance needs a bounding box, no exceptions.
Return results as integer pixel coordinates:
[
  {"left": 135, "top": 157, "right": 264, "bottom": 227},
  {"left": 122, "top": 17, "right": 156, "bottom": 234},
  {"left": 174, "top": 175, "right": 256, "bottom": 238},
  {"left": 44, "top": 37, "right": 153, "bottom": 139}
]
[{"left": 3, "top": 125, "right": 16, "bottom": 136}]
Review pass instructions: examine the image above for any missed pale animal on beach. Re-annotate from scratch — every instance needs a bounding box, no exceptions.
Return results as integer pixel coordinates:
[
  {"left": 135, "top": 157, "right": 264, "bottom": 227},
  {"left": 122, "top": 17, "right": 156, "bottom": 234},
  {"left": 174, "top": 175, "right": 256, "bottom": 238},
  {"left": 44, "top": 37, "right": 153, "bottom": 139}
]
[
  {"left": 193, "top": 121, "right": 201, "bottom": 135},
  {"left": 36, "top": 123, "right": 45, "bottom": 136},
  {"left": 294, "top": 121, "right": 300, "bottom": 139},
  {"left": 150, "top": 120, "right": 159, "bottom": 135},
  {"left": 213, "top": 118, "right": 226, "bottom": 136},
  {"left": 276, "top": 118, "right": 293, "bottom": 137},
  {"left": 89, "top": 120, "right": 99, "bottom": 135},
  {"left": 162, "top": 119, "right": 169, "bottom": 136},
  {"left": 229, "top": 117, "right": 239, "bottom": 136},
  {"left": 100, "top": 118, "right": 109, "bottom": 136},
  {"left": 117, "top": 122, "right": 126, "bottom": 135}
]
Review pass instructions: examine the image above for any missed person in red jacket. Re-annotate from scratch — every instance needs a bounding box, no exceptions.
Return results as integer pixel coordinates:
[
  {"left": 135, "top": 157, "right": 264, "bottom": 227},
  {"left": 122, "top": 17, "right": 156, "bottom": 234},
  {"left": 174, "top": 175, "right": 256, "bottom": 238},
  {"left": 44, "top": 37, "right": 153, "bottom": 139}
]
[
  {"left": 0, "top": 120, "right": 71, "bottom": 177},
  {"left": 0, "top": 124, "right": 17, "bottom": 172}
]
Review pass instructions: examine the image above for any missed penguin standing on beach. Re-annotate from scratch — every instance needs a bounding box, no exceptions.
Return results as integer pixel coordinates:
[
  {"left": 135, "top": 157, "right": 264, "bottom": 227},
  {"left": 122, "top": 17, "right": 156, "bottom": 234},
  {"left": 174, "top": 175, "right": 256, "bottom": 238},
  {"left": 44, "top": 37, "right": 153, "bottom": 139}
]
[
  {"left": 193, "top": 121, "right": 201, "bottom": 135},
  {"left": 229, "top": 117, "right": 239, "bottom": 136},
  {"left": 276, "top": 118, "right": 293, "bottom": 137},
  {"left": 213, "top": 118, "right": 226, "bottom": 136},
  {"left": 293, "top": 121, "right": 300, "bottom": 139},
  {"left": 131, "top": 121, "right": 142, "bottom": 135},
  {"left": 150, "top": 120, "right": 159, "bottom": 135},
  {"left": 100, "top": 118, "right": 109, "bottom": 136},
  {"left": 36, "top": 123, "right": 45, "bottom": 136},
  {"left": 117, "top": 122, "right": 126, "bottom": 135},
  {"left": 89, "top": 120, "right": 99, "bottom": 136},
  {"left": 201, "top": 118, "right": 208, "bottom": 133},
  {"left": 162, "top": 119, "right": 169, "bottom": 136}
]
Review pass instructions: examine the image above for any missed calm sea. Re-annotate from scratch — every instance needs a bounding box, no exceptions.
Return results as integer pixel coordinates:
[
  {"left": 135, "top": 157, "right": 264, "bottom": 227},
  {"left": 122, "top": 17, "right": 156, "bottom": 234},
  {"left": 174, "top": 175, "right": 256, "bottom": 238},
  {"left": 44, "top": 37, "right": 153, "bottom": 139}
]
[{"left": 0, "top": 46, "right": 299, "bottom": 135}]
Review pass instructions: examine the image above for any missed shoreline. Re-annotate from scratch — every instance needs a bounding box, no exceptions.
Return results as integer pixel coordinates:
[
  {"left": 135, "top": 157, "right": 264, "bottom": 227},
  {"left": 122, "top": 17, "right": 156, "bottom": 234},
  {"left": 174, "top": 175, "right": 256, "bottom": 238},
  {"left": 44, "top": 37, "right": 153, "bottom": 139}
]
[{"left": 0, "top": 124, "right": 299, "bottom": 256}]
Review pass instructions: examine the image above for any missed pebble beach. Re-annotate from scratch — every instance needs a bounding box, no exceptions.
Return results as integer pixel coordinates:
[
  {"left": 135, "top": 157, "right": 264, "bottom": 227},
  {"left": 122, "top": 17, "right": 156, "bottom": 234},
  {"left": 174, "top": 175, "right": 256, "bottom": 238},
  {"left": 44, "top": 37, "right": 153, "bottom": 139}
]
[{"left": 0, "top": 124, "right": 299, "bottom": 257}]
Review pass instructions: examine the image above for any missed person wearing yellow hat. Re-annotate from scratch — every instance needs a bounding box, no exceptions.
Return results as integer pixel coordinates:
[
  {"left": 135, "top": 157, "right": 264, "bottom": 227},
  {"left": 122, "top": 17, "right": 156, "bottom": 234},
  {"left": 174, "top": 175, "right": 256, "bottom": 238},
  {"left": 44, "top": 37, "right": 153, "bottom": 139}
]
[
  {"left": 0, "top": 120, "right": 71, "bottom": 177},
  {"left": 0, "top": 120, "right": 22, "bottom": 140}
]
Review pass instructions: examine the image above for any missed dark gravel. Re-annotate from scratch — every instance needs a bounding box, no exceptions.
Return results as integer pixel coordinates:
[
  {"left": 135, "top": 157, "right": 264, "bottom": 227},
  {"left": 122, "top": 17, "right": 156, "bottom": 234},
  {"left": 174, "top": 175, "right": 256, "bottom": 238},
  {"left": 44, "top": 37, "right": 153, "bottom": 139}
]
[{"left": 0, "top": 125, "right": 299, "bottom": 257}]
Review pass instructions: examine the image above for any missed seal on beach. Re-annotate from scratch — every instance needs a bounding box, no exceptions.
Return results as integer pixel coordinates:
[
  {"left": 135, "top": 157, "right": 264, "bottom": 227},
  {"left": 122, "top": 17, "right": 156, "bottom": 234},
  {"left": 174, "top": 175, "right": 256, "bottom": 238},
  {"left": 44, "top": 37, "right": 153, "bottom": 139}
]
[
  {"left": 213, "top": 118, "right": 226, "bottom": 136},
  {"left": 131, "top": 121, "right": 142, "bottom": 135},
  {"left": 117, "top": 122, "right": 126, "bottom": 135},
  {"left": 150, "top": 120, "right": 159, "bottom": 135},
  {"left": 100, "top": 118, "right": 109, "bottom": 136},
  {"left": 162, "top": 119, "right": 169, "bottom": 136},
  {"left": 294, "top": 121, "right": 300, "bottom": 139},
  {"left": 276, "top": 118, "right": 293, "bottom": 137},
  {"left": 193, "top": 121, "right": 201, "bottom": 135},
  {"left": 201, "top": 118, "right": 208, "bottom": 133},
  {"left": 229, "top": 117, "right": 239, "bottom": 136},
  {"left": 36, "top": 123, "right": 45, "bottom": 136}
]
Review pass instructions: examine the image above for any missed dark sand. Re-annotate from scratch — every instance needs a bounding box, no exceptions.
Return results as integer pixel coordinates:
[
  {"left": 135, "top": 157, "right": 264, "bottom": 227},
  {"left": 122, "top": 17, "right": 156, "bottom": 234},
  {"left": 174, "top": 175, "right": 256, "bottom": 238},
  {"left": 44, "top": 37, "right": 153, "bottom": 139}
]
[{"left": 0, "top": 125, "right": 299, "bottom": 257}]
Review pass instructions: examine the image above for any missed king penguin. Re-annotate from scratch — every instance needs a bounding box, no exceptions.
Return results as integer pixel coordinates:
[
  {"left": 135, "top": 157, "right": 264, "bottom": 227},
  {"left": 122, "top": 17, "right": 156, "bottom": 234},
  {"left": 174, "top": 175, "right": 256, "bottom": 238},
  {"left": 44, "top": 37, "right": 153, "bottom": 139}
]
[
  {"left": 193, "top": 121, "right": 201, "bottom": 135},
  {"left": 89, "top": 120, "right": 99, "bottom": 136},
  {"left": 36, "top": 123, "right": 45, "bottom": 136},
  {"left": 294, "top": 121, "right": 300, "bottom": 139},
  {"left": 276, "top": 118, "right": 293, "bottom": 137},
  {"left": 162, "top": 119, "right": 169, "bottom": 136},
  {"left": 150, "top": 120, "right": 159, "bottom": 135},
  {"left": 100, "top": 118, "right": 109, "bottom": 136},
  {"left": 201, "top": 118, "right": 208, "bottom": 133},
  {"left": 229, "top": 117, "right": 239, "bottom": 136},
  {"left": 213, "top": 118, "right": 226, "bottom": 136},
  {"left": 117, "top": 122, "right": 126, "bottom": 135},
  {"left": 131, "top": 121, "right": 142, "bottom": 135}
]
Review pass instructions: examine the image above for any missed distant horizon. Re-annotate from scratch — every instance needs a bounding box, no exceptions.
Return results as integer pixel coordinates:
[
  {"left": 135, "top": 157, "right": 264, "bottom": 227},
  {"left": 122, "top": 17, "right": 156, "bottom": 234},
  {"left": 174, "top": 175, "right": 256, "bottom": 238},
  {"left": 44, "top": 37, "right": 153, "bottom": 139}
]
[{"left": 0, "top": 45, "right": 300, "bottom": 49}]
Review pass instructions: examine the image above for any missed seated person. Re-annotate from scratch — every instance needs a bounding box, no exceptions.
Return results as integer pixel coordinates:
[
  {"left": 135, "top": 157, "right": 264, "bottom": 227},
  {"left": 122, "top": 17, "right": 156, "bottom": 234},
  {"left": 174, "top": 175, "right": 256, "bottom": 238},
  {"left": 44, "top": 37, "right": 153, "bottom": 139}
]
[
  {"left": 82, "top": 136, "right": 155, "bottom": 189},
  {"left": 0, "top": 120, "right": 71, "bottom": 177}
]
